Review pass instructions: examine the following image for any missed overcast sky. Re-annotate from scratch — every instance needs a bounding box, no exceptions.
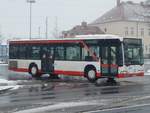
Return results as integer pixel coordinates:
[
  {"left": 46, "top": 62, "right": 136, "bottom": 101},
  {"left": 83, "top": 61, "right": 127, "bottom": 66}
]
[{"left": 0, "top": 0, "right": 143, "bottom": 39}]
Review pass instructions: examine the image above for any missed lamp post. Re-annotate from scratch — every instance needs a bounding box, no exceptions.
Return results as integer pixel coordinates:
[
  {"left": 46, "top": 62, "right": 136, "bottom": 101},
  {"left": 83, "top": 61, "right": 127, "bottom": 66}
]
[{"left": 27, "top": 0, "right": 35, "bottom": 39}]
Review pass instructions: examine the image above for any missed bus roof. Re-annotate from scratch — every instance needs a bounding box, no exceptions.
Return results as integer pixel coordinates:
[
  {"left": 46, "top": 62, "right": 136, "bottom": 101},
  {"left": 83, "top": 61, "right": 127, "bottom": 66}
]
[
  {"left": 9, "top": 34, "right": 141, "bottom": 44},
  {"left": 10, "top": 34, "right": 124, "bottom": 43},
  {"left": 68, "top": 34, "right": 124, "bottom": 41}
]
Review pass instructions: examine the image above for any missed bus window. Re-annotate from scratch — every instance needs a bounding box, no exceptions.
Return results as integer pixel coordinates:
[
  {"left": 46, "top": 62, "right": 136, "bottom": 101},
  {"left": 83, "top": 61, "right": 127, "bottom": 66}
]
[
  {"left": 66, "top": 46, "right": 80, "bottom": 61},
  {"left": 82, "top": 48, "right": 88, "bottom": 61},
  {"left": 124, "top": 38, "right": 143, "bottom": 65},
  {"left": 55, "top": 46, "right": 65, "bottom": 60},
  {"left": 110, "top": 47, "right": 117, "bottom": 64},
  {"left": 125, "top": 46, "right": 142, "bottom": 65},
  {"left": 117, "top": 46, "right": 123, "bottom": 66},
  {"left": 89, "top": 46, "right": 100, "bottom": 58},
  {"left": 41, "top": 45, "right": 54, "bottom": 58},
  {"left": 101, "top": 47, "right": 108, "bottom": 64},
  {"left": 9, "top": 45, "right": 18, "bottom": 59},
  {"left": 18, "top": 45, "right": 26, "bottom": 59},
  {"left": 31, "top": 46, "right": 40, "bottom": 60},
  {"left": 82, "top": 46, "right": 99, "bottom": 61}
]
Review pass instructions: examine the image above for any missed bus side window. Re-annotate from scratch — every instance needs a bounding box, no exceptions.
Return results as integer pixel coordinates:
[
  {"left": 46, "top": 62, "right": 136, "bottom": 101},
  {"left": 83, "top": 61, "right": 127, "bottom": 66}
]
[
  {"left": 18, "top": 45, "right": 27, "bottom": 59},
  {"left": 55, "top": 46, "right": 65, "bottom": 60},
  {"left": 31, "top": 46, "right": 40, "bottom": 60},
  {"left": 82, "top": 46, "right": 99, "bottom": 61},
  {"left": 66, "top": 46, "right": 80, "bottom": 61},
  {"left": 9, "top": 45, "right": 17, "bottom": 59}
]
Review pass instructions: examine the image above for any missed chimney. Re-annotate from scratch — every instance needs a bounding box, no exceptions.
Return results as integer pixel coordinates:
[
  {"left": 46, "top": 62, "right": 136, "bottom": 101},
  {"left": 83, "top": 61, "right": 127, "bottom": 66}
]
[
  {"left": 140, "top": 2, "right": 144, "bottom": 6},
  {"left": 117, "top": 0, "right": 121, "bottom": 6},
  {"left": 81, "top": 22, "right": 87, "bottom": 28}
]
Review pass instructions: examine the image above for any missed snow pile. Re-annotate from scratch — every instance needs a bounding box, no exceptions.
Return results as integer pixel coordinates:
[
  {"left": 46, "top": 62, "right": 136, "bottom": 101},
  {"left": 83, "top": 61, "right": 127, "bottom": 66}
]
[
  {"left": 0, "top": 79, "right": 21, "bottom": 91},
  {"left": 0, "top": 60, "right": 5, "bottom": 64}
]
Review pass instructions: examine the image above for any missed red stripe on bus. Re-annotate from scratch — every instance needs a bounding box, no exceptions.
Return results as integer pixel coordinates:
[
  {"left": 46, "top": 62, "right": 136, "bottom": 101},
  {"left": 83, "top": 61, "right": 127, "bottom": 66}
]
[
  {"left": 9, "top": 68, "right": 85, "bottom": 76},
  {"left": 101, "top": 64, "right": 118, "bottom": 68},
  {"left": 117, "top": 72, "right": 144, "bottom": 78},
  {"left": 9, "top": 68, "right": 28, "bottom": 72},
  {"left": 9, "top": 68, "right": 144, "bottom": 78},
  {"left": 9, "top": 68, "right": 102, "bottom": 77}
]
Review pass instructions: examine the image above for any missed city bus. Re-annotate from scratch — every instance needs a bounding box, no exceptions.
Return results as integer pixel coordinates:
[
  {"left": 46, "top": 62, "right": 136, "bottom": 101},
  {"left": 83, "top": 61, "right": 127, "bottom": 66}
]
[{"left": 9, "top": 35, "right": 144, "bottom": 83}]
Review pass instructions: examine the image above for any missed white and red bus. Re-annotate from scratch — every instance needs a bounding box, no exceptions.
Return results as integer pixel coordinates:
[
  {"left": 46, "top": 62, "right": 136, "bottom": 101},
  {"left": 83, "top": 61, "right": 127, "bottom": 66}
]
[{"left": 9, "top": 35, "right": 144, "bottom": 83}]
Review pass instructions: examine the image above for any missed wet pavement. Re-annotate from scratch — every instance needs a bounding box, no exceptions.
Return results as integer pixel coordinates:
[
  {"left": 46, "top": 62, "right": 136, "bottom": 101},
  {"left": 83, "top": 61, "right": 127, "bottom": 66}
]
[{"left": 0, "top": 64, "right": 150, "bottom": 113}]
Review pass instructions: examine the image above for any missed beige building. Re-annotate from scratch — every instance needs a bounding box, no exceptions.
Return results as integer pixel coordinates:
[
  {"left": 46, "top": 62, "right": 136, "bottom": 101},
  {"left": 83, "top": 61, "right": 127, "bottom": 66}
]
[{"left": 90, "top": 0, "right": 150, "bottom": 57}]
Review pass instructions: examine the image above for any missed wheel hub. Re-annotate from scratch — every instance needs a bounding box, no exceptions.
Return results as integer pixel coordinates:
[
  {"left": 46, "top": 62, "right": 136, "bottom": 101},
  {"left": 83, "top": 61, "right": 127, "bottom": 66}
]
[
  {"left": 31, "top": 67, "right": 37, "bottom": 75},
  {"left": 88, "top": 70, "right": 96, "bottom": 79}
]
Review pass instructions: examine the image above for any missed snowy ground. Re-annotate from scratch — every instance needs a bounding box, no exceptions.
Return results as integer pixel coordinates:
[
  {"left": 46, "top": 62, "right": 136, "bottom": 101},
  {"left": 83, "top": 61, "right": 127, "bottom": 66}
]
[
  {"left": 0, "top": 79, "right": 21, "bottom": 91},
  {"left": 0, "top": 63, "right": 150, "bottom": 113}
]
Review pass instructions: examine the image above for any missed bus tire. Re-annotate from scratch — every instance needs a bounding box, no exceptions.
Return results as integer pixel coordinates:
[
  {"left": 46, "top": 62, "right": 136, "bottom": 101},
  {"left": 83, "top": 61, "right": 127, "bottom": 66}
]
[
  {"left": 85, "top": 66, "right": 97, "bottom": 83},
  {"left": 29, "top": 63, "right": 41, "bottom": 78}
]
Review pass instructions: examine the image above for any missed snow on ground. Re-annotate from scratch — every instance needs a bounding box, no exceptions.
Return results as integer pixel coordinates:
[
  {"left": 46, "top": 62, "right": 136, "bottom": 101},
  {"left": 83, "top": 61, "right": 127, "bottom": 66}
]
[
  {"left": 14, "top": 100, "right": 106, "bottom": 113},
  {"left": 0, "top": 79, "right": 21, "bottom": 91},
  {"left": 0, "top": 62, "right": 7, "bottom": 65}
]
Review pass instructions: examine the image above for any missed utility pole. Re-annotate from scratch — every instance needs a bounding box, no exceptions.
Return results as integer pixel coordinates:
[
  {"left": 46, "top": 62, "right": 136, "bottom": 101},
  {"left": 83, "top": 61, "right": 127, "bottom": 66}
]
[
  {"left": 45, "top": 17, "right": 48, "bottom": 39},
  {"left": 54, "top": 16, "right": 58, "bottom": 38},
  {"left": 136, "top": 21, "right": 139, "bottom": 38},
  {"left": 38, "top": 26, "right": 41, "bottom": 38},
  {"left": 27, "top": 0, "right": 36, "bottom": 39}
]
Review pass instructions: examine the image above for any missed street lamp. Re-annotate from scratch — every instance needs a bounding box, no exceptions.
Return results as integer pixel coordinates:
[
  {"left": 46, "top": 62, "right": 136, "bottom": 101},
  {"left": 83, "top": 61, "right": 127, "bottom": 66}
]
[{"left": 27, "top": 0, "right": 36, "bottom": 39}]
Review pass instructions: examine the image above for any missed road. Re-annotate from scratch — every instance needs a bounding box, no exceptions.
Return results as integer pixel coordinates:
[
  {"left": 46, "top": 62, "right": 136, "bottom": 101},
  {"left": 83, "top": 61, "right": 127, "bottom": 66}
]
[{"left": 0, "top": 64, "right": 150, "bottom": 113}]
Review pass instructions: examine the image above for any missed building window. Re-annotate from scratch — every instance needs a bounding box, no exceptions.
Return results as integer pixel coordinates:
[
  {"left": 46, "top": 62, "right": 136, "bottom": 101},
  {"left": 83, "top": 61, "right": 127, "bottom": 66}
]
[
  {"left": 131, "top": 27, "right": 134, "bottom": 36},
  {"left": 141, "top": 28, "right": 144, "bottom": 36},
  {"left": 125, "top": 27, "right": 128, "bottom": 36}
]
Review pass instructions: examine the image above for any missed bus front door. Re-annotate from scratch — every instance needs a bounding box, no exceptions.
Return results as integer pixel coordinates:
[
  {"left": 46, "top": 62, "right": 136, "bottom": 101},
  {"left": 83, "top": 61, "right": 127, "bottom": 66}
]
[
  {"left": 41, "top": 52, "right": 54, "bottom": 74},
  {"left": 101, "top": 46, "right": 118, "bottom": 77}
]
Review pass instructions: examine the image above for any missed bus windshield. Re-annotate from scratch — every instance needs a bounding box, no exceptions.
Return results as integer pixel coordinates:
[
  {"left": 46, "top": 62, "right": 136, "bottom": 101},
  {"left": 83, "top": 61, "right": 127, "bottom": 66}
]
[{"left": 124, "top": 38, "right": 144, "bottom": 65}]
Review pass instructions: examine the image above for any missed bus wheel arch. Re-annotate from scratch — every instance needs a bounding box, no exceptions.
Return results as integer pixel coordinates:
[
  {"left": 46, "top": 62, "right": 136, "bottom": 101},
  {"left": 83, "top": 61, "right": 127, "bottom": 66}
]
[
  {"left": 84, "top": 65, "right": 97, "bottom": 83},
  {"left": 28, "top": 63, "right": 41, "bottom": 78}
]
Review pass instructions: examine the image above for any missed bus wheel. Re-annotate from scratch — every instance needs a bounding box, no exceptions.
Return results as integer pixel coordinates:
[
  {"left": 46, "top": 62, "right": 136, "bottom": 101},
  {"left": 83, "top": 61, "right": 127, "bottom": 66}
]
[
  {"left": 85, "top": 67, "right": 97, "bottom": 83},
  {"left": 29, "top": 64, "right": 41, "bottom": 78}
]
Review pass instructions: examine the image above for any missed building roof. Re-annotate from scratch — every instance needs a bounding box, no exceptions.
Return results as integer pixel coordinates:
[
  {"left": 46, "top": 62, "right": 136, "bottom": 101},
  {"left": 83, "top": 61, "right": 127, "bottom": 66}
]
[
  {"left": 90, "top": 0, "right": 150, "bottom": 25},
  {"left": 63, "top": 22, "right": 104, "bottom": 37}
]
